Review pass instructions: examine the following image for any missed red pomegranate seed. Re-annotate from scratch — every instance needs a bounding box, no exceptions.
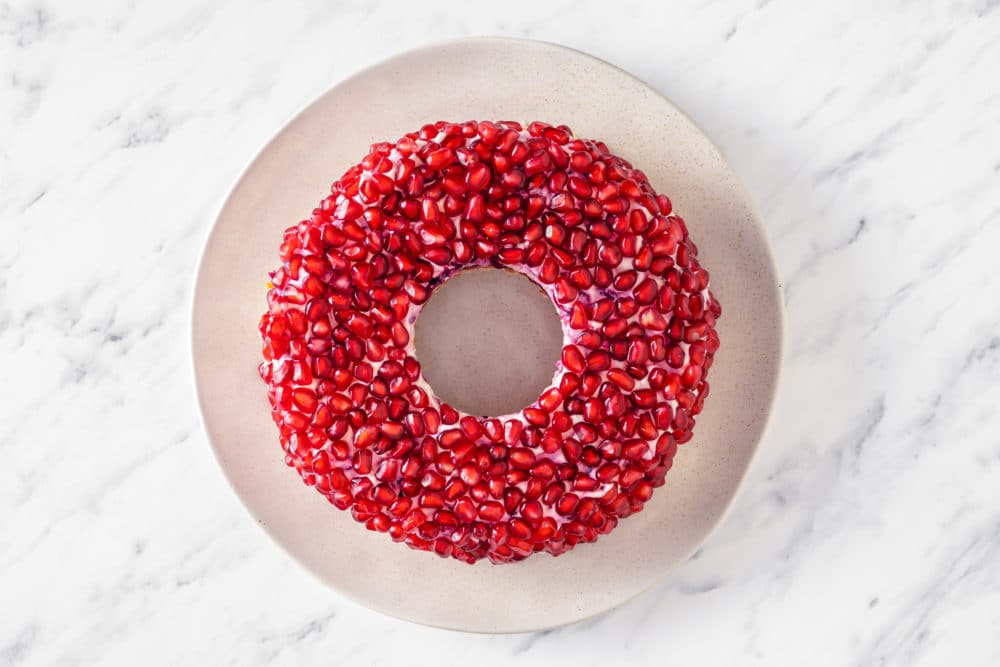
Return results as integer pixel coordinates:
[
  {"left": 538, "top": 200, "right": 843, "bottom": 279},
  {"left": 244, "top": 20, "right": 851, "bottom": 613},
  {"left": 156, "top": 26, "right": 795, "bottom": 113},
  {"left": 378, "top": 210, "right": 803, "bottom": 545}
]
[
  {"left": 555, "top": 493, "right": 579, "bottom": 516},
  {"left": 568, "top": 303, "right": 588, "bottom": 330},
  {"left": 606, "top": 369, "right": 635, "bottom": 391},
  {"left": 523, "top": 407, "right": 548, "bottom": 427},
  {"left": 509, "top": 447, "right": 537, "bottom": 469},
  {"left": 682, "top": 364, "right": 702, "bottom": 388},
  {"left": 426, "top": 147, "right": 454, "bottom": 170},
  {"left": 538, "top": 388, "right": 563, "bottom": 412},
  {"left": 639, "top": 308, "right": 668, "bottom": 331},
  {"left": 291, "top": 388, "right": 318, "bottom": 413},
  {"left": 478, "top": 501, "right": 505, "bottom": 522},
  {"left": 587, "top": 350, "right": 611, "bottom": 371}
]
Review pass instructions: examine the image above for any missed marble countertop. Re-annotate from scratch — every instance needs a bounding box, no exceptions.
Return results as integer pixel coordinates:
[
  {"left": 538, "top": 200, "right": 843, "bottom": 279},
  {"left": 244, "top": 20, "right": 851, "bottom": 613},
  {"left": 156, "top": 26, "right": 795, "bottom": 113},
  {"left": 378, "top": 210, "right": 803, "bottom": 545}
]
[{"left": 2, "top": 1, "right": 999, "bottom": 665}]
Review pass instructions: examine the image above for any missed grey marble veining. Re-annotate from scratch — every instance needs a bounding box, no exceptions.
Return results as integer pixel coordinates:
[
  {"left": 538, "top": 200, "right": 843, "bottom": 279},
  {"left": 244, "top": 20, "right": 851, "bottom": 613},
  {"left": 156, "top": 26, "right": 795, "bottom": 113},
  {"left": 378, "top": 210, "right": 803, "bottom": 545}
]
[{"left": 1, "top": 0, "right": 999, "bottom": 665}]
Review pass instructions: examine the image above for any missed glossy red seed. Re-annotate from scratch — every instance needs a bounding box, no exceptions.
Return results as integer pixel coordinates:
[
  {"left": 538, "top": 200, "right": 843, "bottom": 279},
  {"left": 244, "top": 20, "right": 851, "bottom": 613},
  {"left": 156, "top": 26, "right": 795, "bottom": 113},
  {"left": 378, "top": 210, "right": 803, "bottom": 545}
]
[
  {"left": 554, "top": 278, "right": 578, "bottom": 303},
  {"left": 555, "top": 493, "right": 579, "bottom": 516},
  {"left": 632, "top": 481, "right": 654, "bottom": 501},
  {"left": 587, "top": 350, "right": 611, "bottom": 371},
  {"left": 478, "top": 501, "right": 505, "bottom": 522},
  {"left": 639, "top": 308, "right": 668, "bottom": 331},
  {"left": 633, "top": 389, "right": 657, "bottom": 408},
  {"left": 602, "top": 318, "right": 628, "bottom": 339},
  {"left": 381, "top": 421, "right": 405, "bottom": 439},
  {"left": 509, "top": 447, "right": 537, "bottom": 469},
  {"left": 538, "top": 388, "right": 563, "bottom": 412},
  {"left": 583, "top": 398, "right": 604, "bottom": 422},
  {"left": 458, "top": 463, "right": 481, "bottom": 486},
  {"left": 353, "top": 425, "right": 378, "bottom": 449},
  {"left": 426, "top": 147, "right": 454, "bottom": 170},
  {"left": 352, "top": 449, "right": 373, "bottom": 474},
  {"left": 523, "top": 407, "right": 548, "bottom": 427},
  {"left": 537, "top": 257, "right": 558, "bottom": 283},
  {"left": 682, "top": 364, "right": 702, "bottom": 388},
  {"left": 439, "top": 404, "right": 459, "bottom": 425},
  {"left": 458, "top": 416, "right": 483, "bottom": 440},
  {"left": 622, "top": 439, "right": 648, "bottom": 460},
  {"left": 633, "top": 278, "right": 658, "bottom": 304},
  {"left": 490, "top": 418, "right": 520, "bottom": 448},
  {"left": 565, "top": 302, "right": 586, "bottom": 330},
  {"left": 291, "top": 388, "right": 317, "bottom": 413},
  {"left": 577, "top": 372, "right": 600, "bottom": 398},
  {"left": 607, "top": 369, "right": 635, "bottom": 391},
  {"left": 627, "top": 339, "right": 650, "bottom": 364}
]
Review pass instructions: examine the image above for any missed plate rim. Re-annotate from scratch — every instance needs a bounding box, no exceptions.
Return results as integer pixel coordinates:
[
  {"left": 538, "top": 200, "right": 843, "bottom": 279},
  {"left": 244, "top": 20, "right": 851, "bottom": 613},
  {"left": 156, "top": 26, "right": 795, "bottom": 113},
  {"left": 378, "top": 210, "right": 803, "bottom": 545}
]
[{"left": 190, "top": 35, "right": 785, "bottom": 633}]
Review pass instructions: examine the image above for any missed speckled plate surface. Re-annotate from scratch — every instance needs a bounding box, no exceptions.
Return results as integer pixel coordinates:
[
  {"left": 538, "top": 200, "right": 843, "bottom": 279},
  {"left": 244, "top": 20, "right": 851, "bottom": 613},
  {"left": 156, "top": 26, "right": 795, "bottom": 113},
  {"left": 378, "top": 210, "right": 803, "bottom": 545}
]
[{"left": 192, "top": 37, "right": 783, "bottom": 633}]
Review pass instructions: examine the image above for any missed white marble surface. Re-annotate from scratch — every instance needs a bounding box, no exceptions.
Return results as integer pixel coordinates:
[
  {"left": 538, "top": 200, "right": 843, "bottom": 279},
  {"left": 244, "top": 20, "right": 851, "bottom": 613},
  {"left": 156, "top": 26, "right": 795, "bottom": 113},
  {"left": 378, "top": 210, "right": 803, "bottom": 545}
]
[{"left": 2, "top": 0, "right": 999, "bottom": 664}]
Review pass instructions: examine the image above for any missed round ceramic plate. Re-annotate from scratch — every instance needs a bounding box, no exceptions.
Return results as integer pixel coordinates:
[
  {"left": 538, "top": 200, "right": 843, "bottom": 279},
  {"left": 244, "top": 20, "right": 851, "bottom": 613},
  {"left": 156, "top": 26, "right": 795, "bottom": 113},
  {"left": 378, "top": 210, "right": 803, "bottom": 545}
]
[{"left": 192, "top": 37, "right": 783, "bottom": 633}]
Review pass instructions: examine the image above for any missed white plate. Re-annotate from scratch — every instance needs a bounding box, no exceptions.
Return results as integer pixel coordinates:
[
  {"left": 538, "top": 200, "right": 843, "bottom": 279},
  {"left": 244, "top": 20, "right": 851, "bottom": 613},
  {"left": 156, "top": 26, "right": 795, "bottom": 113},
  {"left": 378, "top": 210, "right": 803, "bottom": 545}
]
[{"left": 192, "top": 37, "right": 783, "bottom": 633}]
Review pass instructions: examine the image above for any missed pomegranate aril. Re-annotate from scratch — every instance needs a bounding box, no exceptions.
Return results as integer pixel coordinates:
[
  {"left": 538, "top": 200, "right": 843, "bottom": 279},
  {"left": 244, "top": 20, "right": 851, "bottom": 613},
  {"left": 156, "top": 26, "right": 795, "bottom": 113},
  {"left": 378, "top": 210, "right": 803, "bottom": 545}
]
[
  {"left": 509, "top": 447, "right": 537, "bottom": 469},
  {"left": 682, "top": 364, "right": 702, "bottom": 388},
  {"left": 538, "top": 388, "right": 563, "bottom": 412},
  {"left": 478, "top": 501, "right": 505, "bottom": 522},
  {"left": 586, "top": 350, "right": 611, "bottom": 371},
  {"left": 523, "top": 408, "right": 548, "bottom": 427},
  {"left": 607, "top": 368, "right": 635, "bottom": 391}
]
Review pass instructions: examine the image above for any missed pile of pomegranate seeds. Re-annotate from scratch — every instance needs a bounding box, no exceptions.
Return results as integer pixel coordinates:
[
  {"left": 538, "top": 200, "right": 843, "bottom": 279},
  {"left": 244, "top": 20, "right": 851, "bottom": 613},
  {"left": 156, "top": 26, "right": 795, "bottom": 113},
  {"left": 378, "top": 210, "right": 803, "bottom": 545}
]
[{"left": 258, "top": 120, "right": 721, "bottom": 564}]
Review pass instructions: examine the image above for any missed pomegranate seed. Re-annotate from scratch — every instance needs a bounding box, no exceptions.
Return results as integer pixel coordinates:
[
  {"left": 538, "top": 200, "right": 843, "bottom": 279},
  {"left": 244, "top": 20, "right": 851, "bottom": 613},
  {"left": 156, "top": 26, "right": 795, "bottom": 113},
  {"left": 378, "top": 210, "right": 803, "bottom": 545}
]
[
  {"left": 425, "top": 147, "right": 454, "bottom": 170},
  {"left": 556, "top": 493, "right": 579, "bottom": 516},
  {"left": 538, "top": 388, "right": 563, "bottom": 412},
  {"left": 587, "top": 350, "right": 611, "bottom": 371},
  {"left": 458, "top": 463, "right": 481, "bottom": 486},
  {"left": 291, "top": 388, "right": 318, "bottom": 413},
  {"left": 478, "top": 501, "right": 505, "bottom": 522},
  {"left": 523, "top": 407, "right": 548, "bottom": 427},
  {"left": 607, "top": 369, "right": 635, "bottom": 391},
  {"left": 509, "top": 447, "right": 537, "bottom": 469}
]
